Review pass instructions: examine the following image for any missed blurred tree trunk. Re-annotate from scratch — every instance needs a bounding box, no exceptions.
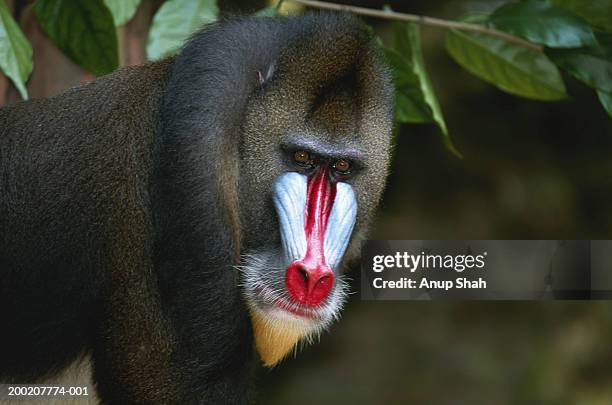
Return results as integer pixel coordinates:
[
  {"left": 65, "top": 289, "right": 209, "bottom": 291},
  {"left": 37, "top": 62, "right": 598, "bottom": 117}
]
[{"left": 118, "top": 0, "right": 163, "bottom": 66}]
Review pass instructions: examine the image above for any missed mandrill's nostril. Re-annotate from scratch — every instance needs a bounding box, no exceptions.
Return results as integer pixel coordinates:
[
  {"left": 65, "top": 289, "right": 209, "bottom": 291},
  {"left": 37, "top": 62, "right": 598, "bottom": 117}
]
[
  {"left": 285, "top": 261, "right": 334, "bottom": 308},
  {"left": 298, "top": 266, "right": 309, "bottom": 282},
  {"left": 316, "top": 274, "right": 330, "bottom": 286}
]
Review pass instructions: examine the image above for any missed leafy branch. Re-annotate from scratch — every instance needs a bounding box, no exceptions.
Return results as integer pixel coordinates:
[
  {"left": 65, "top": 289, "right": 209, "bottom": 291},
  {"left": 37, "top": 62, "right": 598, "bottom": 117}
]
[{"left": 285, "top": 0, "right": 544, "bottom": 53}]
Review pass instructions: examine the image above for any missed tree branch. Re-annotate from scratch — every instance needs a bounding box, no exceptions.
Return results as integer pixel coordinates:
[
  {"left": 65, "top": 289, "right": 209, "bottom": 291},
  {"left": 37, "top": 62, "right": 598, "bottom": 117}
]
[{"left": 286, "top": 0, "right": 544, "bottom": 53}]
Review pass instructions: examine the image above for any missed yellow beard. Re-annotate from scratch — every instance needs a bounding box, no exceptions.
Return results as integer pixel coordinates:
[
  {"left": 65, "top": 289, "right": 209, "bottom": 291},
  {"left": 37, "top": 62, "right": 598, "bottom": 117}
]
[{"left": 249, "top": 307, "right": 311, "bottom": 367}]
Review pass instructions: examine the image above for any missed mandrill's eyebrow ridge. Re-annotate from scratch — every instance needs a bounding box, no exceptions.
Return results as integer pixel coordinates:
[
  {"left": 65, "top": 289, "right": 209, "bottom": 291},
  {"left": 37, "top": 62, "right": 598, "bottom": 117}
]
[{"left": 281, "top": 137, "right": 365, "bottom": 166}]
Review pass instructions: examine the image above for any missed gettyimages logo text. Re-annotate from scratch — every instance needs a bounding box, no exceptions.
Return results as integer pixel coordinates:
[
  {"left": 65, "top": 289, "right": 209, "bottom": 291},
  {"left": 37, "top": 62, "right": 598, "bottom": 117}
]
[{"left": 371, "top": 250, "right": 488, "bottom": 273}]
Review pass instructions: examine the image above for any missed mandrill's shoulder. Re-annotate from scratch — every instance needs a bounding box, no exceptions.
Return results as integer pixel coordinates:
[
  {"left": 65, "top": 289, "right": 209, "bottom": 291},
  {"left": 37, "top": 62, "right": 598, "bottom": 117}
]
[
  {"left": 0, "top": 59, "right": 174, "bottom": 198},
  {"left": 0, "top": 58, "right": 173, "bottom": 145}
]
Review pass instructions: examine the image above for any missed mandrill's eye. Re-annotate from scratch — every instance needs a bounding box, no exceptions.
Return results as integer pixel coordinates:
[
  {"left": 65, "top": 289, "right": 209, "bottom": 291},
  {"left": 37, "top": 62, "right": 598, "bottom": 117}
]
[
  {"left": 293, "top": 150, "right": 311, "bottom": 165},
  {"left": 333, "top": 158, "right": 351, "bottom": 174}
]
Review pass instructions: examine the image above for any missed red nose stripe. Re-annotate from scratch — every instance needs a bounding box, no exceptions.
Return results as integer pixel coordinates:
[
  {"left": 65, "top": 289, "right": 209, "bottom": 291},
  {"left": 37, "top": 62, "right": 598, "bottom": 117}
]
[
  {"left": 304, "top": 166, "right": 336, "bottom": 264},
  {"left": 285, "top": 167, "right": 336, "bottom": 308}
]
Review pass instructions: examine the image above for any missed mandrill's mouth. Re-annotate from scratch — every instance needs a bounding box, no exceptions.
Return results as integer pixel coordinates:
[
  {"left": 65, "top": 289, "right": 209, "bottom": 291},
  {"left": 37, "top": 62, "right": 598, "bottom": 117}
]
[
  {"left": 252, "top": 283, "right": 344, "bottom": 320},
  {"left": 276, "top": 302, "right": 317, "bottom": 318},
  {"left": 255, "top": 286, "right": 321, "bottom": 318},
  {"left": 242, "top": 263, "right": 349, "bottom": 326}
]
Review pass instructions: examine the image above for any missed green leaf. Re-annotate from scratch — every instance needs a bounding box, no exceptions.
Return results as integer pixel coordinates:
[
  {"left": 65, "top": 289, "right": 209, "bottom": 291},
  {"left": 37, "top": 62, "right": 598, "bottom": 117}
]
[
  {"left": 147, "top": 0, "right": 218, "bottom": 61},
  {"left": 489, "top": 0, "right": 597, "bottom": 48},
  {"left": 552, "top": 0, "right": 612, "bottom": 33},
  {"left": 384, "top": 49, "right": 431, "bottom": 123},
  {"left": 598, "top": 90, "right": 612, "bottom": 117},
  {"left": 390, "top": 22, "right": 461, "bottom": 157},
  {"left": 103, "top": 0, "right": 141, "bottom": 27},
  {"left": 0, "top": 0, "right": 32, "bottom": 99},
  {"left": 445, "top": 15, "right": 567, "bottom": 101},
  {"left": 547, "top": 48, "right": 612, "bottom": 92},
  {"left": 33, "top": 0, "right": 118, "bottom": 76}
]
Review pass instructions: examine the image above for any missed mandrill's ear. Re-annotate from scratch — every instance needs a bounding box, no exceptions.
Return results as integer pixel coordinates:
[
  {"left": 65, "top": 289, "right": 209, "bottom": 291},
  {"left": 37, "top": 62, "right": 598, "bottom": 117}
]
[{"left": 256, "top": 63, "right": 276, "bottom": 85}]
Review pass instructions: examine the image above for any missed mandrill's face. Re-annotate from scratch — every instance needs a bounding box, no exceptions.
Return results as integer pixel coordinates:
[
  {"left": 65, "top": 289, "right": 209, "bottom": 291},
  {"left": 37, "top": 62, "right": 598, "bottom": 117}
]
[
  {"left": 237, "top": 42, "right": 393, "bottom": 367},
  {"left": 241, "top": 146, "right": 360, "bottom": 366}
]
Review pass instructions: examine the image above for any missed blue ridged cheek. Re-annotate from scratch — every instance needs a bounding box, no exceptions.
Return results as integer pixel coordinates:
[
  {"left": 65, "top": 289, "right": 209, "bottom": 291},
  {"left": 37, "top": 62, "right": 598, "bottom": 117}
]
[{"left": 272, "top": 172, "right": 357, "bottom": 270}]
